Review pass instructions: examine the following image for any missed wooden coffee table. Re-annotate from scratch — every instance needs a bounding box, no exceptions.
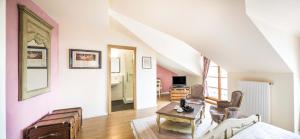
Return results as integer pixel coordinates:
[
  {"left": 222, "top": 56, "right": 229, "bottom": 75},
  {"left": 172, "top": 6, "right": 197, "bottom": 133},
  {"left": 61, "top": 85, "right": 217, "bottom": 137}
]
[{"left": 156, "top": 102, "right": 204, "bottom": 139}]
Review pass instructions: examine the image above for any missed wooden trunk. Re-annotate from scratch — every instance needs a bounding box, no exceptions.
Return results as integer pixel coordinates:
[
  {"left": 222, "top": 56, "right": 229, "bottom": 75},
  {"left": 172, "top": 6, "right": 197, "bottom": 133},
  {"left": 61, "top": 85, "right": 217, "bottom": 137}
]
[
  {"left": 52, "top": 107, "right": 82, "bottom": 128},
  {"left": 40, "top": 112, "right": 80, "bottom": 138},
  {"left": 24, "top": 117, "right": 75, "bottom": 139}
]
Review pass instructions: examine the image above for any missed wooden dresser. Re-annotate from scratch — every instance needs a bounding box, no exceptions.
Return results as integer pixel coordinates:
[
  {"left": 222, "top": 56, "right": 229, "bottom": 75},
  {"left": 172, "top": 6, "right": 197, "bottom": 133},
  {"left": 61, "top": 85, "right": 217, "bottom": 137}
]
[{"left": 170, "top": 87, "right": 190, "bottom": 101}]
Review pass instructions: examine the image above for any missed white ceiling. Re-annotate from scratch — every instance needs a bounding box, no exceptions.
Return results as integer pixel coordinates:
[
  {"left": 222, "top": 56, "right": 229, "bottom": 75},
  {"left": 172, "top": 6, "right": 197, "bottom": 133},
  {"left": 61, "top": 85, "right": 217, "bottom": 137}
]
[
  {"left": 33, "top": 0, "right": 292, "bottom": 73},
  {"left": 33, "top": 0, "right": 109, "bottom": 37},
  {"left": 109, "top": 10, "right": 202, "bottom": 76},
  {"left": 34, "top": 0, "right": 203, "bottom": 76},
  {"left": 156, "top": 54, "right": 193, "bottom": 76},
  {"left": 246, "top": 0, "right": 300, "bottom": 38},
  {"left": 110, "top": 0, "right": 291, "bottom": 73},
  {"left": 110, "top": 17, "right": 197, "bottom": 75}
]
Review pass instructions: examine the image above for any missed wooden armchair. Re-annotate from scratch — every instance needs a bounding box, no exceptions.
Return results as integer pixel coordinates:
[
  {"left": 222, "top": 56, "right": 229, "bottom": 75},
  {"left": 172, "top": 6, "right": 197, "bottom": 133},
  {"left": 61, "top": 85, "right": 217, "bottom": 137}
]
[
  {"left": 186, "top": 84, "right": 205, "bottom": 103},
  {"left": 210, "top": 91, "right": 243, "bottom": 124},
  {"left": 186, "top": 84, "right": 206, "bottom": 118},
  {"left": 217, "top": 91, "right": 243, "bottom": 108}
]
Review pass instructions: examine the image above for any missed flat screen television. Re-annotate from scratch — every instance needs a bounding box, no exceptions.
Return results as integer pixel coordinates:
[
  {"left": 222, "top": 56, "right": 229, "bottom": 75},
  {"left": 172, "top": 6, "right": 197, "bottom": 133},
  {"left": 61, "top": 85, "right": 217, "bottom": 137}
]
[{"left": 172, "top": 76, "right": 186, "bottom": 87}]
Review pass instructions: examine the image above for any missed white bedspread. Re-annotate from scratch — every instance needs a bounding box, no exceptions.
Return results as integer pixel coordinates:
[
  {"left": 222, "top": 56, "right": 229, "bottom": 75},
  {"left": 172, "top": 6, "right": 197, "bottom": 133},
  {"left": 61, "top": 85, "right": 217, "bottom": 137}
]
[{"left": 232, "top": 122, "right": 300, "bottom": 139}]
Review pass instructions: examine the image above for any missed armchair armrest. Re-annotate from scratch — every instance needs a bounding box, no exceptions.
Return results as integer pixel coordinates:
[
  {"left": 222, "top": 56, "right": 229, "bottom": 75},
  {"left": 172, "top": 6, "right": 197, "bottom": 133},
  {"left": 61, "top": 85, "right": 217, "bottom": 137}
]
[
  {"left": 210, "top": 106, "right": 226, "bottom": 123},
  {"left": 186, "top": 94, "right": 192, "bottom": 99},
  {"left": 227, "top": 107, "right": 239, "bottom": 118},
  {"left": 217, "top": 101, "right": 231, "bottom": 108}
]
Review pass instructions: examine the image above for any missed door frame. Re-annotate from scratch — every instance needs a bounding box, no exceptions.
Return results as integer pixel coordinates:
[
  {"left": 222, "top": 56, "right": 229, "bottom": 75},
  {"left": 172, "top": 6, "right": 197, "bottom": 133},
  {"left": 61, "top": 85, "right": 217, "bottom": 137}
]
[
  {"left": 0, "top": 0, "right": 6, "bottom": 138},
  {"left": 107, "top": 44, "right": 137, "bottom": 114}
]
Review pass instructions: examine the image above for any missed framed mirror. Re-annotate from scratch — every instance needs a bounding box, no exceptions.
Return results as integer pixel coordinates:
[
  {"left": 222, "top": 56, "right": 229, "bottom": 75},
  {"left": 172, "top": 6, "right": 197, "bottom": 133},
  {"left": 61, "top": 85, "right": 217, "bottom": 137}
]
[
  {"left": 18, "top": 5, "right": 53, "bottom": 101},
  {"left": 111, "top": 57, "right": 120, "bottom": 73}
]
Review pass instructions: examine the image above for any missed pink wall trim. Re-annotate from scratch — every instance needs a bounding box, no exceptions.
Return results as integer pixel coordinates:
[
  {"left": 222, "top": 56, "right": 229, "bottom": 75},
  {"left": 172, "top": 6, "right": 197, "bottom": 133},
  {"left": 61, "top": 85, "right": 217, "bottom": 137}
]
[
  {"left": 157, "top": 65, "right": 177, "bottom": 92},
  {"left": 6, "top": 0, "right": 59, "bottom": 139}
]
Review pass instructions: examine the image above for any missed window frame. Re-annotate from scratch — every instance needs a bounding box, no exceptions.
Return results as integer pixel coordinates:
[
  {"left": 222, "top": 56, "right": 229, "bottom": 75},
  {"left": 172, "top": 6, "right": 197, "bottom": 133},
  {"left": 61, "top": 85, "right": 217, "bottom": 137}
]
[{"left": 206, "top": 65, "right": 228, "bottom": 101}]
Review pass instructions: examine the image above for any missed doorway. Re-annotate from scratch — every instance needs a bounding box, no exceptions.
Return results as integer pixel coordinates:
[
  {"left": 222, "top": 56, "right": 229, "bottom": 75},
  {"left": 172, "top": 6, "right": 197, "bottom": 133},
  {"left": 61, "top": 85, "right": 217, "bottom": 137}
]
[{"left": 108, "top": 45, "right": 136, "bottom": 113}]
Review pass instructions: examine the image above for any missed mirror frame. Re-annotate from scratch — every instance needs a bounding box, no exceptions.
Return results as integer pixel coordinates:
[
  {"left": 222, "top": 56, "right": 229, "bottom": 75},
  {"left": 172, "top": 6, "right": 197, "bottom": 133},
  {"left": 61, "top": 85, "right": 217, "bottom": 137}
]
[{"left": 18, "top": 5, "right": 53, "bottom": 101}]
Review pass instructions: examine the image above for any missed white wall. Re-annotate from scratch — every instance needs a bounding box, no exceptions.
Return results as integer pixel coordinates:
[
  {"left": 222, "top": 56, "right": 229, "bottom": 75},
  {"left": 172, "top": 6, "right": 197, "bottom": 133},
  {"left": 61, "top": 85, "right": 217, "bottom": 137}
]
[
  {"left": 247, "top": 13, "right": 300, "bottom": 132},
  {"left": 0, "top": 0, "right": 6, "bottom": 138},
  {"left": 108, "top": 29, "right": 157, "bottom": 110},
  {"left": 246, "top": 0, "right": 300, "bottom": 131},
  {"left": 187, "top": 75, "right": 202, "bottom": 86},
  {"left": 55, "top": 26, "right": 108, "bottom": 118},
  {"left": 54, "top": 25, "right": 157, "bottom": 118},
  {"left": 228, "top": 72, "right": 294, "bottom": 131},
  {"left": 33, "top": 0, "right": 158, "bottom": 118}
]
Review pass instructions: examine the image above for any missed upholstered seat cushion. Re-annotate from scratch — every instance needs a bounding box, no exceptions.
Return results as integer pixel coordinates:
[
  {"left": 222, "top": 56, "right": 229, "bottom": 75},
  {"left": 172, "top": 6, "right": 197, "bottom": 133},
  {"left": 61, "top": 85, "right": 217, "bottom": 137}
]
[
  {"left": 209, "top": 107, "right": 226, "bottom": 124},
  {"left": 190, "top": 85, "right": 204, "bottom": 100},
  {"left": 217, "top": 101, "right": 231, "bottom": 108}
]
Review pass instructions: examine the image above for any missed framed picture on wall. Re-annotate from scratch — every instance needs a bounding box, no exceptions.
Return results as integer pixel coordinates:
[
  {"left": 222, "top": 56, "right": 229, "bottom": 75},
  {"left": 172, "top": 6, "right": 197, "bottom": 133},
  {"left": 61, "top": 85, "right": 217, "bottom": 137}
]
[
  {"left": 69, "top": 49, "right": 102, "bottom": 69},
  {"left": 111, "top": 57, "right": 120, "bottom": 73},
  {"left": 27, "top": 46, "right": 48, "bottom": 69},
  {"left": 142, "top": 56, "right": 152, "bottom": 69}
]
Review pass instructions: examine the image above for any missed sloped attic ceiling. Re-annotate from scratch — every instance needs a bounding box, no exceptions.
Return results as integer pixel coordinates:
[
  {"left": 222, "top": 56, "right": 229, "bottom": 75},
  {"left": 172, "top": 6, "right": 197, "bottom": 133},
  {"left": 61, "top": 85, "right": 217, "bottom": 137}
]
[
  {"left": 33, "top": 0, "right": 202, "bottom": 76},
  {"left": 246, "top": 0, "right": 300, "bottom": 38},
  {"left": 109, "top": 10, "right": 202, "bottom": 76},
  {"left": 110, "top": 18, "right": 198, "bottom": 75},
  {"left": 110, "top": 0, "right": 291, "bottom": 73}
]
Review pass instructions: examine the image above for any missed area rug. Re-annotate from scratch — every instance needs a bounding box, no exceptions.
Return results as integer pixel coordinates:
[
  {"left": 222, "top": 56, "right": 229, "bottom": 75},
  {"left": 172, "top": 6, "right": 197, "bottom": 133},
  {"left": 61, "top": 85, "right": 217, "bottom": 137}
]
[{"left": 131, "top": 115, "right": 216, "bottom": 139}]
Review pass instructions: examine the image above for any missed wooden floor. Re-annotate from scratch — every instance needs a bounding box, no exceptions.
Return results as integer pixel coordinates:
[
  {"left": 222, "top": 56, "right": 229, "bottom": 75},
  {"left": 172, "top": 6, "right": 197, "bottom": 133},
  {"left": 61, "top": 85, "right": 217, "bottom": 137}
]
[{"left": 78, "top": 94, "right": 170, "bottom": 139}]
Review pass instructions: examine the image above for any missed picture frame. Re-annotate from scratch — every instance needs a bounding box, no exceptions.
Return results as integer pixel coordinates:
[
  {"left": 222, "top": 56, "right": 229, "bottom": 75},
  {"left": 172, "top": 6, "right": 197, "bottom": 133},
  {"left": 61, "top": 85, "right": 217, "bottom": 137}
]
[
  {"left": 18, "top": 5, "right": 53, "bottom": 101},
  {"left": 111, "top": 57, "right": 120, "bottom": 73},
  {"left": 142, "top": 56, "right": 152, "bottom": 69},
  {"left": 27, "top": 46, "right": 48, "bottom": 69},
  {"left": 69, "top": 49, "right": 102, "bottom": 69}
]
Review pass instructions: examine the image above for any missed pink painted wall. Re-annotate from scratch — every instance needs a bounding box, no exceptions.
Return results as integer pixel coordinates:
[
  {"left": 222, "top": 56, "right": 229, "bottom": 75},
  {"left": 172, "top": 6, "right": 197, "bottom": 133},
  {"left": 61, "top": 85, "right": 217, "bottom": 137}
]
[
  {"left": 6, "top": 0, "right": 59, "bottom": 139},
  {"left": 157, "top": 65, "right": 177, "bottom": 92}
]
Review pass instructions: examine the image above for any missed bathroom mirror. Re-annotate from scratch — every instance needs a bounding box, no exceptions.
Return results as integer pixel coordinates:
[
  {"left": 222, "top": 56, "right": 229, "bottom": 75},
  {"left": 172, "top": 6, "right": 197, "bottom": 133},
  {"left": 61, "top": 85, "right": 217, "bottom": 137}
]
[
  {"left": 18, "top": 5, "right": 53, "bottom": 101},
  {"left": 111, "top": 57, "right": 120, "bottom": 73}
]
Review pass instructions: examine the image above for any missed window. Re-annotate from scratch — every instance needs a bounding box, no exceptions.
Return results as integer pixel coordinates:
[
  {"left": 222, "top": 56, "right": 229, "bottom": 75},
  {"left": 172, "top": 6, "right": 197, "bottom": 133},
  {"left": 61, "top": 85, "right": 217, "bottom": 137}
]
[{"left": 206, "top": 61, "right": 228, "bottom": 100}]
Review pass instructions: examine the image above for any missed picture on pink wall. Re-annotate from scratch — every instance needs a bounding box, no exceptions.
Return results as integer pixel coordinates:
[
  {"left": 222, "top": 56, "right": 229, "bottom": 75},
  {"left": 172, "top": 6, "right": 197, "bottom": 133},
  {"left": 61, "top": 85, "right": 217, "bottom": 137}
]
[
  {"left": 69, "top": 49, "right": 102, "bottom": 69},
  {"left": 142, "top": 56, "right": 152, "bottom": 69}
]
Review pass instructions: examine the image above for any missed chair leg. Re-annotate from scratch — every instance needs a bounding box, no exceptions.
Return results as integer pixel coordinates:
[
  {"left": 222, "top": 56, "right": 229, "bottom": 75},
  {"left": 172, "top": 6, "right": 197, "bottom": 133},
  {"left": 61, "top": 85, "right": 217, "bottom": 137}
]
[{"left": 203, "top": 107, "right": 206, "bottom": 118}]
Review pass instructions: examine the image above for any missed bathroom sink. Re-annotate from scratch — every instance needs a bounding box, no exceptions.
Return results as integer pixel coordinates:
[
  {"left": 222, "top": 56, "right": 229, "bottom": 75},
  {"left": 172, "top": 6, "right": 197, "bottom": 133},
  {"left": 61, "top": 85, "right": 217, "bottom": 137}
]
[
  {"left": 111, "top": 82, "right": 120, "bottom": 87},
  {"left": 111, "top": 75, "right": 122, "bottom": 87}
]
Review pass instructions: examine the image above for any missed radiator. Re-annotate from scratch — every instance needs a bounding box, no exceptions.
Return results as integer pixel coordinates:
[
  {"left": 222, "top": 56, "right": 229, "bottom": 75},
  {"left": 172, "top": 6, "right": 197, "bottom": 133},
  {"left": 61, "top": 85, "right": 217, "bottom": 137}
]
[{"left": 238, "top": 81, "right": 271, "bottom": 123}]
